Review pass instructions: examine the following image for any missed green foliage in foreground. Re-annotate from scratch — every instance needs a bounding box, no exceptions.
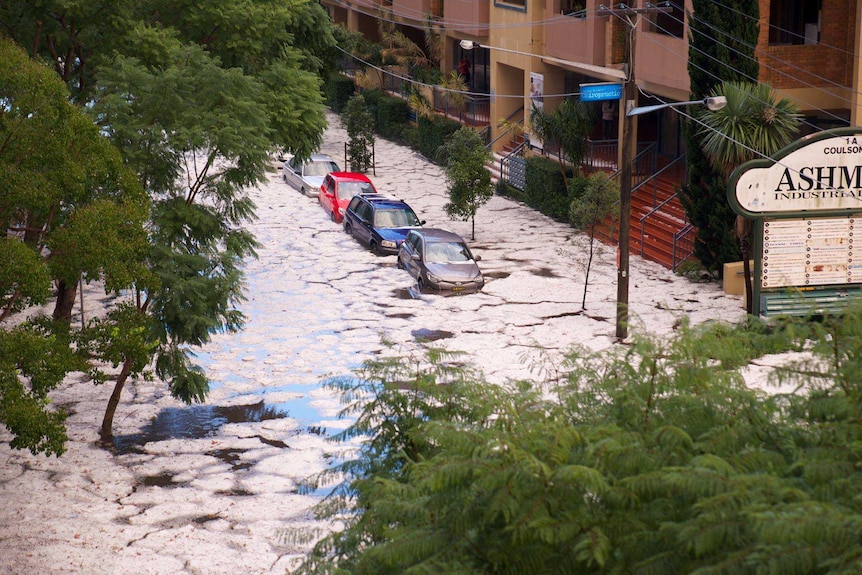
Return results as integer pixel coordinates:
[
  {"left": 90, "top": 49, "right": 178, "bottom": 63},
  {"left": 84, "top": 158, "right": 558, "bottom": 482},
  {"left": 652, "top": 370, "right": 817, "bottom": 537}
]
[{"left": 296, "top": 307, "right": 862, "bottom": 574}]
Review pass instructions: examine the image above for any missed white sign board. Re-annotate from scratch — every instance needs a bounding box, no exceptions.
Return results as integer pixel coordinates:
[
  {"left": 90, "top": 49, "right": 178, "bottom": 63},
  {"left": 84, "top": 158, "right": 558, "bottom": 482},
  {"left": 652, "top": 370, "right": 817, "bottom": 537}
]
[{"left": 733, "top": 135, "right": 862, "bottom": 215}]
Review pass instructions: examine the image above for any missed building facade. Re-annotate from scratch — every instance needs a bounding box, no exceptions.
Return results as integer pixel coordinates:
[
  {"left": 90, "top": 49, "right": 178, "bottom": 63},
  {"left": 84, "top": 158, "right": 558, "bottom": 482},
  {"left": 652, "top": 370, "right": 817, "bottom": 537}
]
[{"left": 323, "top": 0, "right": 860, "bottom": 157}]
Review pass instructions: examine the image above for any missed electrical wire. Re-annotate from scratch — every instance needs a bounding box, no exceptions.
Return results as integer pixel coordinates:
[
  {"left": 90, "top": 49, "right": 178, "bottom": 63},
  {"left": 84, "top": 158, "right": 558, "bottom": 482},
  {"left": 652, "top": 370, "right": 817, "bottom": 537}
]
[
  {"left": 640, "top": 4, "right": 856, "bottom": 130},
  {"left": 334, "top": 44, "right": 587, "bottom": 99}
]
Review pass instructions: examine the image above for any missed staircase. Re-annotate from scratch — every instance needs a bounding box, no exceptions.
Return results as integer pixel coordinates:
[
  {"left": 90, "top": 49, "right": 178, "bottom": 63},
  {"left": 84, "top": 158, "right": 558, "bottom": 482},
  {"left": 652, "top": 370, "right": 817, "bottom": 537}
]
[
  {"left": 487, "top": 138, "right": 693, "bottom": 271},
  {"left": 595, "top": 171, "right": 692, "bottom": 270},
  {"left": 486, "top": 134, "right": 526, "bottom": 185}
]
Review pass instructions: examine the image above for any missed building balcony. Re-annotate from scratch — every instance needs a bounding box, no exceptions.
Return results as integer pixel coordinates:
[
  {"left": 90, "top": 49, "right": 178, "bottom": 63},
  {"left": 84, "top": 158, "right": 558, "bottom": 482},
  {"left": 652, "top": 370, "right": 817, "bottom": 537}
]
[
  {"left": 544, "top": 7, "right": 606, "bottom": 69},
  {"left": 444, "top": 0, "right": 489, "bottom": 38},
  {"left": 391, "top": 0, "right": 444, "bottom": 23}
]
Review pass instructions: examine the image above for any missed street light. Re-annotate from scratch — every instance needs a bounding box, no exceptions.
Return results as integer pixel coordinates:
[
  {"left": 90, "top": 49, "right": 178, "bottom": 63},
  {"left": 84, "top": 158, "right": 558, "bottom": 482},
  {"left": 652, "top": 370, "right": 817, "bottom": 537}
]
[
  {"left": 627, "top": 96, "right": 727, "bottom": 117},
  {"left": 458, "top": 40, "right": 627, "bottom": 81},
  {"left": 615, "top": 95, "right": 727, "bottom": 340}
]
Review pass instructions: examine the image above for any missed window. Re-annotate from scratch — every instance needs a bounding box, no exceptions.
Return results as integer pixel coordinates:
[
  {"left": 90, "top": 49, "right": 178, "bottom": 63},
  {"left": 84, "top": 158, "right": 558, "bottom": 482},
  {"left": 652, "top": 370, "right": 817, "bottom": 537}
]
[
  {"left": 769, "top": 0, "right": 821, "bottom": 45},
  {"left": 494, "top": 0, "right": 527, "bottom": 11},
  {"left": 558, "top": 0, "right": 585, "bottom": 17},
  {"left": 648, "top": 3, "right": 684, "bottom": 38}
]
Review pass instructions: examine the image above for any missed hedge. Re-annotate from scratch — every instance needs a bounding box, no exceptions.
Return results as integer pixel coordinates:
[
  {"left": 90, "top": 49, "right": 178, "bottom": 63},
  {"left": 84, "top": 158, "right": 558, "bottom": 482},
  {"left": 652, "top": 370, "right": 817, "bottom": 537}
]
[
  {"left": 522, "top": 156, "right": 573, "bottom": 222},
  {"left": 326, "top": 74, "right": 356, "bottom": 113}
]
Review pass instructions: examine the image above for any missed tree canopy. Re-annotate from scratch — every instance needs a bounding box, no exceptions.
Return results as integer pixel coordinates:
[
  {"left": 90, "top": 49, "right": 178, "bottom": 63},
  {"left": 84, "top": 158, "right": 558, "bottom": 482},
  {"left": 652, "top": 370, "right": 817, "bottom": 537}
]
[
  {"left": 298, "top": 307, "right": 862, "bottom": 575},
  {"left": 1, "top": 0, "right": 338, "bottom": 450},
  {"left": 678, "top": 0, "right": 760, "bottom": 273},
  {"left": 0, "top": 37, "right": 149, "bottom": 455},
  {"left": 441, "top": 127, "right": 493, "bottom": 240}
]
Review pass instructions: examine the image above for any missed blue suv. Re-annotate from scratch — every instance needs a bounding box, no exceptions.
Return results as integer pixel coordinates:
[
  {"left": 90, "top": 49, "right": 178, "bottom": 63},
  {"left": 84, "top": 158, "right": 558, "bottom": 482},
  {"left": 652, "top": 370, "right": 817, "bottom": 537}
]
[{"left": 343, "top": 194, "right": 425, "bottom": 256}]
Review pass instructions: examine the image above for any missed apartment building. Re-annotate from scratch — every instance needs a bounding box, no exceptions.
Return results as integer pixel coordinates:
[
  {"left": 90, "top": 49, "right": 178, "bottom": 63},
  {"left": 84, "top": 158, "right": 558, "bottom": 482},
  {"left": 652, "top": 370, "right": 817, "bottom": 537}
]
[{"left": 323, "top": 0, "right": 859, "bottom": 161}]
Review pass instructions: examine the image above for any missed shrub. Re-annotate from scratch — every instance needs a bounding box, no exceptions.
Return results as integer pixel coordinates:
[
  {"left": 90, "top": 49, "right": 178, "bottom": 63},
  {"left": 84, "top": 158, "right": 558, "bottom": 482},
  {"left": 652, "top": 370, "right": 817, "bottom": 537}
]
[
  {"left": 326, "top": 74, "right": 356, "bottom": 112},
  {"left": 361, "top": 89, "right": 411, "bottom": 141},
  {"left": 417, "top": 115, "right": 461, "bottom": 164},
  {"left": 523, "top": 155, "right": 571, "bottom": 221}
]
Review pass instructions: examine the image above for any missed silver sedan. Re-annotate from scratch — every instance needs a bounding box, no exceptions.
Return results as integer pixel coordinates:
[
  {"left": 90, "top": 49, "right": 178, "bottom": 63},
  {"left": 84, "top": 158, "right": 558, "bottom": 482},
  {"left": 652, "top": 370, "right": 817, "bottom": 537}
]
[
  {"left": 398, "top": 228, "right": 484, "bottom": 293},
  {"left": 281, "top": 153, "right": 341, "bottom": 197}
]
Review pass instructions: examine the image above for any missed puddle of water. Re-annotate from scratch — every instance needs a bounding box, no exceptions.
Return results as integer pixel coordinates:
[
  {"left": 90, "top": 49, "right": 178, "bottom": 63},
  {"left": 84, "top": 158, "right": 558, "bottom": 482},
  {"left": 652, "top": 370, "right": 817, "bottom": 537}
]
[
  {"left": 411, "top": 328, "right": 455, "bottom": 342},
  {"left": 113, "top": 379, "right": 344, "bottom": 454},
  {"left": 392, "top": 287, "right": 420, "bottom": 299},
  {"left": 113, "top": 400, "right": 288, "bottom": 454},
  {"left": 208, "top": 448, "right": 254, "bottom": 471},
  {"left": 531, "top": 266, "right": 559, "bottom": 278},
  {"left": 138, "top": 472, "right": 181, "bottom": 488},
  {"left": 484, "top": 271, "right": 511, "bottom": 279}
]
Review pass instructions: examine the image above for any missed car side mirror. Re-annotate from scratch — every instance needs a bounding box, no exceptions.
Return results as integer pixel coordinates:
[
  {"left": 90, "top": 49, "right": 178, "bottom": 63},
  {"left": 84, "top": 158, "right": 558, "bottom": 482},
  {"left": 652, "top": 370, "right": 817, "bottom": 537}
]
[
  {"left": 420, "top": 220, "right": 426, "bottom": 225},
  {"left": 474, "top": 255, "right": 482, "bottom": 262}
]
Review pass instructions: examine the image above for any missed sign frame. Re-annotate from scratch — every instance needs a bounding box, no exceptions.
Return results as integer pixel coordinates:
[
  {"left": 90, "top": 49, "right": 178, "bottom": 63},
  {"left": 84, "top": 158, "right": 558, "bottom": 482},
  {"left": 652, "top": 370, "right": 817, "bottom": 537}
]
[{"left": 728, "top": 127, "right": 862, "bottom": 316}]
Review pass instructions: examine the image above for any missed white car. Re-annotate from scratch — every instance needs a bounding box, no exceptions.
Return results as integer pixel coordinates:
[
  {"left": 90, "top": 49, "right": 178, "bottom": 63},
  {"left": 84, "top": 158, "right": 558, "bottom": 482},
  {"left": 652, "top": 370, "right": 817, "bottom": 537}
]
[{"left": 281, "top": 153, "right": 341, "bottom": 197}]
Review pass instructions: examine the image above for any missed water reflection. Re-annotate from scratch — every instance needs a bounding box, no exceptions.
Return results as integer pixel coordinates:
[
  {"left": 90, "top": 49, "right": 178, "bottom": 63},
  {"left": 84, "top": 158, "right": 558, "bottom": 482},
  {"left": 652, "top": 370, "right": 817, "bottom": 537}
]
[{"left": 113, "top": 401, "right": 287, "bottom": 454}]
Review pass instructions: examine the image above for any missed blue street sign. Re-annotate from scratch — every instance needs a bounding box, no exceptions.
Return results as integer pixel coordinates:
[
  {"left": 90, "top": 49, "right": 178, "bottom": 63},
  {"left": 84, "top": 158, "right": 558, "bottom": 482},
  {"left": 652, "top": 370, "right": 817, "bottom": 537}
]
[{"left": 580, "top": 82, "right": 623, "bottom": 102}]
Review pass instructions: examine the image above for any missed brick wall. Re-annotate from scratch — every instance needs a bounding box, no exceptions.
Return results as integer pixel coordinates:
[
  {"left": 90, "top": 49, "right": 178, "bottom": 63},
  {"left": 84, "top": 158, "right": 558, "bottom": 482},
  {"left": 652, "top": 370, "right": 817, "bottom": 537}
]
[{"left": 757, "top": 0, "right": 856, "bottom": 90}]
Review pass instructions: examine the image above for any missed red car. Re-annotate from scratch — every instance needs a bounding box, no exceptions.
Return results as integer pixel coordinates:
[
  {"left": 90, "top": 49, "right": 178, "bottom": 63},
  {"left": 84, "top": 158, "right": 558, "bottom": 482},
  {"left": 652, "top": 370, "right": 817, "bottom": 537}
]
[{"left": 318, "top": 172, "right": 377, "bottom": 223}]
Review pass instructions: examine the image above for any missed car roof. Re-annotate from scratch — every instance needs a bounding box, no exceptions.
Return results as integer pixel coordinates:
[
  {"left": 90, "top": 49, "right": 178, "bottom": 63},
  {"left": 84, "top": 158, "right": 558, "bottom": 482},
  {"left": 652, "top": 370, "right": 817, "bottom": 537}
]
[
  {"left": 329, "top": 171, "right": 373, "bottom": 183},
  {"left": 408, "top": 228, "right": 465, "bottom": 242},
  {"left": 365, "top": 197, "right": 413, "bottom": 209},
  {"left": 308, "top": 153, "right": 337, "bottom": 162}
]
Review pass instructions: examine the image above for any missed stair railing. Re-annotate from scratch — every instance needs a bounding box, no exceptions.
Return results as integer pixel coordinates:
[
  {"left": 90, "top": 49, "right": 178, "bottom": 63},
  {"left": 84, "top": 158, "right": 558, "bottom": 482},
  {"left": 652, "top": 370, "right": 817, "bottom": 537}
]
[
  {"left": 634, "top": 153, "right": 689, "bottom": 264},
  {"left": 672, "top": 224, "right": 697, "bottom": 271}
]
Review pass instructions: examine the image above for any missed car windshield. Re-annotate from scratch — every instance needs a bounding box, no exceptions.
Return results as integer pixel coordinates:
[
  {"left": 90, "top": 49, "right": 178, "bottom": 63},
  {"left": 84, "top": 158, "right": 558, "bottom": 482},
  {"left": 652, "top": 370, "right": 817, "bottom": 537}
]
[
  {"left": 374, "top": 208, "right": 421, "bottom": 228},
  {"left": 304, "top": 161, "right": 339, "bottom": 177},
  {"left": 337, "top": 181, "right": 375, "bottom": 200},
  {"left": 425, "top": 241, "right": 473, "bottom": 263}
]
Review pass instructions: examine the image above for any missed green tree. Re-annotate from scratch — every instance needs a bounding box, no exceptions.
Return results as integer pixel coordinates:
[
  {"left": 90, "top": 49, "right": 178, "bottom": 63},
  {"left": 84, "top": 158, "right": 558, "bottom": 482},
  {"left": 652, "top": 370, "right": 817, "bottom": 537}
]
[
  {"left": 2, "top": 0, "right": 335, "bottom": 445},
  {"left": 678, "top": 0, "right": 760, "bottom": 273},
  {"left": 345, "top": 93, "right": 376, "bottom": 172},
  {"left": 90, "top": 38, "right": 276, "bottom": 442},
  {"left": 530, "top": 98, "right": 595, "bottom": 189},
  {"left": 0, "top": 37, "right": 150, "bottom": 455},
  {"left": 696, "top": 81, "right": 801, "bottom": 312},
  {"left": 440, "top": 127, "right": 493, "bottom": 240},
  {"left": 569, "top": 172, "right": 620, "bottom": 310},
  {"left": 299, "top": 308, "right": 862, "bottom": 575}
]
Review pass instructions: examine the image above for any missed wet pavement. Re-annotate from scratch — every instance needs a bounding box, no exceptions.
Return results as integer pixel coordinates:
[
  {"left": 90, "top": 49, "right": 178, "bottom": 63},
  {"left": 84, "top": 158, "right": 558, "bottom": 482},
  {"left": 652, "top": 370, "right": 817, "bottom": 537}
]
[{"left": 0, "top": 112, "right": 746, "bottom": 575}]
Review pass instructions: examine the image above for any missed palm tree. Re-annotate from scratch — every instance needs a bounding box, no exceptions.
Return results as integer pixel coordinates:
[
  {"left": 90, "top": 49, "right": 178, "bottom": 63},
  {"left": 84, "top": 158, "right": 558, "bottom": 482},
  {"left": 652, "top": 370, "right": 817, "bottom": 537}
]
[
  {"left": 530, "top": 99, "right": 594, "bottom": 189},
  {"left": 696, "top": 81, "right": 801, "bottom": 313}
]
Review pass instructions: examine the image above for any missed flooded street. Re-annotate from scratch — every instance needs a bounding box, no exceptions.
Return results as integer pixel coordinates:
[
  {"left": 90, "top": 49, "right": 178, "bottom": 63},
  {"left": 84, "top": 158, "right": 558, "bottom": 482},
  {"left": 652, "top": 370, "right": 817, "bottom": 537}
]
[{"left": 0, "top": 113, "right": 745, "bottom": 574}]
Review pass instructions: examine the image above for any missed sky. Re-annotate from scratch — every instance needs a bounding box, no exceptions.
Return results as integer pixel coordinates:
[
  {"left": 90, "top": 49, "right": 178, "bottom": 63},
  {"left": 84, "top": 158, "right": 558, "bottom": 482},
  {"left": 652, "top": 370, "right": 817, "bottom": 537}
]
[{"left": 0, "top": 113, "right": 757, "bottom": 575}]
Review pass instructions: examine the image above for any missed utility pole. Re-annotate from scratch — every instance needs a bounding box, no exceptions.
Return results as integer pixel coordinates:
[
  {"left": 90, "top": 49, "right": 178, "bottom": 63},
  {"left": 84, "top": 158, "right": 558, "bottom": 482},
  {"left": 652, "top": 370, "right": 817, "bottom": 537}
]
[{"left": 597, "top": 2, "right": 670, "bottom": 341}]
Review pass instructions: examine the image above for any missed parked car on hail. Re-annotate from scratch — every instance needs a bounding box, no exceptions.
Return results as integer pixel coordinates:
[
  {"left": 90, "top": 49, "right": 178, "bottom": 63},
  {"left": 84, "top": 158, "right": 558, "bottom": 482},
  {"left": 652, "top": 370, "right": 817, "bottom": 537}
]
[
  {"left": 281, "top": 153, "right": 341, "bottom": 197},
  {"left": 318, "top": 172, "right": 378, "bottom": 223},
  {"left": 397, "top": 228, "right": 484, "bottom": 292},
  {"left": 343, "top": 194, "right": 425, "bottom": 256}
]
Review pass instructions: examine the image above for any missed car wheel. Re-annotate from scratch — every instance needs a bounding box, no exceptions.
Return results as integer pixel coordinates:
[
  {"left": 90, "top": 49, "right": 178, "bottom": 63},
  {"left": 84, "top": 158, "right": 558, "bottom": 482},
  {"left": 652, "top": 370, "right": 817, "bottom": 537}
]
[
  {"left": 300, "top": 186, "right": 306, "bottom": 195},
  {"left": 344, "top": 222, "right": 351, "bottom": 235},
  {"left": 371, "top": 242, "right": 385, "bottom": 257},
  {"left": 331, "top": 211, "right": 336, "bottom": 223}
]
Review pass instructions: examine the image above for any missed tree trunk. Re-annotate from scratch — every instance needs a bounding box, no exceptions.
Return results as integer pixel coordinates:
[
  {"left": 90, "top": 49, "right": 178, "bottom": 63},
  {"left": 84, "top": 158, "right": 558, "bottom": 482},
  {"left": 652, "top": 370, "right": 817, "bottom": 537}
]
[
  {"left": 53, "top": 278, "right": 78, "bottom": 323},
  {"left": 471, "top": 215, "right": 475, "bottom": 240},
  {"left": 100, "top": 356, "right": 133, "bottom": 444}
]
